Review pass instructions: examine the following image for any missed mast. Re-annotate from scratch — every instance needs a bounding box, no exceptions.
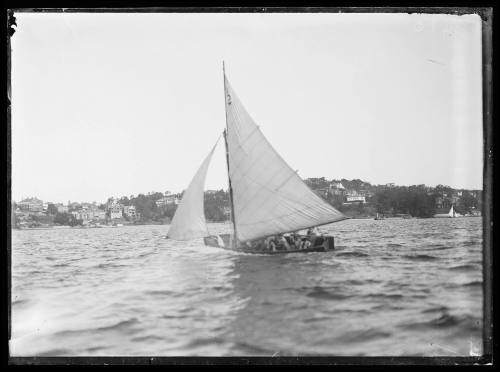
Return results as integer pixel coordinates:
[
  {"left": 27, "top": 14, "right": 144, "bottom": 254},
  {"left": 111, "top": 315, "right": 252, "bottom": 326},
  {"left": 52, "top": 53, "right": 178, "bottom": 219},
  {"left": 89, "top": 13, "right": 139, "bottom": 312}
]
[{"left": 222, "top": 61, "right": 238, "bottom": 247}]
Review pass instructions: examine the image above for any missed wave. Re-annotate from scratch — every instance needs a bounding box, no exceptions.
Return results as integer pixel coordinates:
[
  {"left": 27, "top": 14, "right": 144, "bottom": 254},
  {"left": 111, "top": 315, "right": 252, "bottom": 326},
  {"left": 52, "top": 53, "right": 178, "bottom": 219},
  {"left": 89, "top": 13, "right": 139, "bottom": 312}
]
[
  {"left": 305, "top": 287, "right": 353, "bottom": 300},
  {"left": 36, "top": 348, "right": 72, "bottom": 356},
  {"left": 336, "top": 251, "right": 369, "bottom": 258},
  {"left": 146, "top": 290, "right": 177, "bottom": 296},
  {"left": 185, "top": 337, "right": 227, "bottom": 349},
  {"left": 341, "top": 279, "right": 381, "bottom": 286},
  {"left": 387, "top": 243, "right": 403, "bottom": 248},
  {"left": 371, "top": 303, "right": 405, "bottom": 311},
  {"left": 400, "top": 312, "right": 481, "bottom": 332},
  {"left": 424, "top": 243, "right": 452, "bottom": 250},
  {"left": 366, "top": 293, "right": 404, "bottom": 300},
  {"left": 448, "top": 264, "right": 479, "bottom": 271},
  {"left": 55, "top": 318, "right": 140, "bottom": 337},
  {"left": 429, "top": 313, "right": 479, "bottom": 329},
  {"left": 161, "top": 314, "right": 187, "bottom": 319},
  {"left": 338, "top": 328, "right": 392, "bottom": 343},
  {"left": 54, "top": 263, "right": 69, "bottom": 267},
  {"left": 462, "top": 280, "right": 483, "bottom": 287},
  {"left": 444, "top": 280, "right": 483, "bottom": 289},
  {"left": 462, "top": 240, "right": 479, "bottom": 246},
  {"left": 421, "top": 305, "right": 450, "bottom": 313},
  {"left": 92, "top": 263, "right": 128, "bottom": 269},
  {"left": 131, "top": 335, "right": 166, "bottom": 342},
  {"left": 232, "top": 341, "right": 274, "bottom": 355},
  {"left": 86, "top": 346, "right": 106, "bottom": 353},
  {"left": 402, "top": 254, "right": 439, "bottom": 261}
]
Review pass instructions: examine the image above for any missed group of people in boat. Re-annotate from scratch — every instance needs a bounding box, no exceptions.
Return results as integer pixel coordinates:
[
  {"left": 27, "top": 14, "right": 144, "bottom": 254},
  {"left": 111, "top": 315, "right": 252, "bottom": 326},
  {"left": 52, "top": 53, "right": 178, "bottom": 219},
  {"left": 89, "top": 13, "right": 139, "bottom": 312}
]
[{"left": 245, "top": 227, "right": 321, "bottom": 252}]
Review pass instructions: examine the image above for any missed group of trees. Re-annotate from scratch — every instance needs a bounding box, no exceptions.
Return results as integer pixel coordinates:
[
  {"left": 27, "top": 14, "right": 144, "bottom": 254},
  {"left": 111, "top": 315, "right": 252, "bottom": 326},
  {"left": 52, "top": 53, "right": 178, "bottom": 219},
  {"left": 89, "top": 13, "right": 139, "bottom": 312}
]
[
  {"left": 371, "top": 185, "right": 436, "bottom": 217},
  {"left": 204, "top": 190, "right": 230, "bottom": 222},
  {"left": 110, "top": 190, "right": 229, "bottom": 223},
  {"left": 84, "top": 181, "right": 483, "bottom": 222},
  {"left": 13, "top": 178, "right": 481, "bottom": 229},
  {"left": 306, "top": 179, "right": 481, "bottom": 218}
]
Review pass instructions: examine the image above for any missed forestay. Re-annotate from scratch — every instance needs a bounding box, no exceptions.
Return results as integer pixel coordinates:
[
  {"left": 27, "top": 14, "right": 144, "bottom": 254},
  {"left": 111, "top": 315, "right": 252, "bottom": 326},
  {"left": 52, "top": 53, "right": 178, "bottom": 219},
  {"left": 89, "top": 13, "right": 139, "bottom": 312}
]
[
  {"left": 224, "top": 75, "right": 348, "bottom": 242},
  {"left": 167, "top": 141, "right": 218, "bottom": 240}
]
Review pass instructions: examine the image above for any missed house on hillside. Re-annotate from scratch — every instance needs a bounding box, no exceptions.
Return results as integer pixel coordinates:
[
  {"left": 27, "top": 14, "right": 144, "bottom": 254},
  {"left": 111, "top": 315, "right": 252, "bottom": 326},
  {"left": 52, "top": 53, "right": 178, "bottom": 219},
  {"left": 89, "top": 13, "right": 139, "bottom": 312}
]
[
  {"left": 123, "top": 205, "right": 137, "bottom": 218},
  {"left": 109, "top": 204, "right": 123, "bottom": 219},
  {"left": 328, "top": 181, "right": 345, "bottom": 196},
  {"left": 17, "top": 197, "right": 43, "bottom": 212},
  {"left": 156, "top": 195, "right": 180, "bottom": 207},
  {"left": 344, "top": 196, "right": 366, "bottom": 204}
]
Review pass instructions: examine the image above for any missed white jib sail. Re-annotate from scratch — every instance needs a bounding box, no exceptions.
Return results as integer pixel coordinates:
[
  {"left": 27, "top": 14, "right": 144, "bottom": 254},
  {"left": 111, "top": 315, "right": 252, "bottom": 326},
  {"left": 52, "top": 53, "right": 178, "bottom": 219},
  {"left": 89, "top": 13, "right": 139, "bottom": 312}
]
[
  {"left": 224, "top": 75, "right": 348, "bottom": 242},
  {"left": 167, "top": 140, "right": 218, "bottom": 240}
]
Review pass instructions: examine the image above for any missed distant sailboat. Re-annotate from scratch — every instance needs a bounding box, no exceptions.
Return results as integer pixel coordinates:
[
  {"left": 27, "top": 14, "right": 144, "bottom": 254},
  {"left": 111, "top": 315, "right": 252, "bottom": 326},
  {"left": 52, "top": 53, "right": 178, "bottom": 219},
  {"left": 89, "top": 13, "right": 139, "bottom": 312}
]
[
  {"left": 448, "top": 205, "right": 462, "bottom": 218},
  {"left": 167, "top": 63, "right": 348, "bottom": 254},
  {"left": 435, "top": 205, "right": 462, "bottom": 218}
]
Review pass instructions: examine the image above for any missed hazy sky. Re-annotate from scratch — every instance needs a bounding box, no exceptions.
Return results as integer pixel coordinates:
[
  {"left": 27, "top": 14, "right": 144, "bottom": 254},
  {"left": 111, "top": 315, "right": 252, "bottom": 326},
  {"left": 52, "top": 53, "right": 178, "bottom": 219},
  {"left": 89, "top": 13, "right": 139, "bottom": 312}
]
[{"left": 11, "top": 12, "right": 483, "bottom": 204}]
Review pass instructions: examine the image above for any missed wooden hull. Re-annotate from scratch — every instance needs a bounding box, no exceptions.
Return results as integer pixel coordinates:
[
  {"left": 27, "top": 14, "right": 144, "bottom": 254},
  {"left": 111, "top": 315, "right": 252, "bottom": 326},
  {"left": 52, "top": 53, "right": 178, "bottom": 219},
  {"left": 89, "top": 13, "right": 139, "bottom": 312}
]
[{"left": 204, "top": 234, "right": 335, "bottom": 255}]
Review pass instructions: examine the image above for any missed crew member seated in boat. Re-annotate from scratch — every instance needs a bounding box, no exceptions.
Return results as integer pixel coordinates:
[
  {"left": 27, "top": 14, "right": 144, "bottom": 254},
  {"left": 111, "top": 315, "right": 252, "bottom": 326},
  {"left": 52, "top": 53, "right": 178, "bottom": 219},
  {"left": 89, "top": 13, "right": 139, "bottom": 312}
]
[
  {"left": 279, "top": 235, "right": 291, "bottom": 251},
  {"left": 265, "top": 236, "right": 277, "bottom": 252},
  {"left": 302, "top": 238, "right": 312, "bottom": 249},
  {"left": 291, "top": 233, "right": 302, "bottom": 249}
]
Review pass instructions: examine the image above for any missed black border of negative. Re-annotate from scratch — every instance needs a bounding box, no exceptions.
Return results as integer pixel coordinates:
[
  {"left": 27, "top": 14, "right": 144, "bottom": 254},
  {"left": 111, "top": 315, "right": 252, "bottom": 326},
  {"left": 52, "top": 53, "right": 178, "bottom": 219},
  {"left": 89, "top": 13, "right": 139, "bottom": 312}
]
[{"left": 3, "top": 5, "right": 495, "bottom": 366}]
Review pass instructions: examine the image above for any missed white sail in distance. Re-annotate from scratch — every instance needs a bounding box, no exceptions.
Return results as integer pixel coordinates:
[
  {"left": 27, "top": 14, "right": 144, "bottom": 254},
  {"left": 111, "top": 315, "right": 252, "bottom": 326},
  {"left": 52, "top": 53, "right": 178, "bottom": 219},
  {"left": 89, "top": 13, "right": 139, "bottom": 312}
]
[
  {"left": 167, "top": 140, "right": 219, "bottom": 240},
  {"left": 224, "top": 75, "right": 348, "bottom": 242},
  {"left": 448, "top": 205, "right": 461, "bottom": 217}
]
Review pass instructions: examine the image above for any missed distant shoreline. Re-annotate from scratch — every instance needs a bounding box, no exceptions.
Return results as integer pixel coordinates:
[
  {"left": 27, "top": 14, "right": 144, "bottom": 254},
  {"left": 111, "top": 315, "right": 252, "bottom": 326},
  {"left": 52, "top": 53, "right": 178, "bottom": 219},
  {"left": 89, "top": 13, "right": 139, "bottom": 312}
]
[{"left": 13, "top": 215, "right": 482, "bottom": 231}]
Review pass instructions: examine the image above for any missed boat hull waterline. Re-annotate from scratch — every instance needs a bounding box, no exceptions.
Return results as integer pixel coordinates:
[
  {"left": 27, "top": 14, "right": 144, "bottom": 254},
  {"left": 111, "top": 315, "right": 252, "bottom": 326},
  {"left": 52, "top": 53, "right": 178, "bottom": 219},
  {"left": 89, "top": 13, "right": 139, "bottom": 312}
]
[{"left": 204, "top": 233, "right": 335, "bottom": 255}]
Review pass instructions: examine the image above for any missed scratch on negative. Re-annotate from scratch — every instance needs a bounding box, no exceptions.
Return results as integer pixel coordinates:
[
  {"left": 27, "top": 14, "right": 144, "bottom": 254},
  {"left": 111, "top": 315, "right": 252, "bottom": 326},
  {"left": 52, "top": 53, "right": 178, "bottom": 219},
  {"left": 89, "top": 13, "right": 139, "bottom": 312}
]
[{"left": 430, "top": 342, "right": 459, "bottom": 355}]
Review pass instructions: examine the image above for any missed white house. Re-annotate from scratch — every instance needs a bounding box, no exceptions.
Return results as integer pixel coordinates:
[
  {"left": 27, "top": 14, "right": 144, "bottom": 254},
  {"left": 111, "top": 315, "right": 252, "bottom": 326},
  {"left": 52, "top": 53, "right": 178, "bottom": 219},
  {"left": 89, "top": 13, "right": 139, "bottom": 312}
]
[
  {"left": 123, "top": 205, "right": 137, "bottom": 218},
  {"left": 156, "top": 195, "right": 180, "bottom": 207},
  {"left": 346, "top": 196, "right": 366, "bottom": 203},
  {"left": 109, "top": 205, "right": 123, "bottom": 219}
]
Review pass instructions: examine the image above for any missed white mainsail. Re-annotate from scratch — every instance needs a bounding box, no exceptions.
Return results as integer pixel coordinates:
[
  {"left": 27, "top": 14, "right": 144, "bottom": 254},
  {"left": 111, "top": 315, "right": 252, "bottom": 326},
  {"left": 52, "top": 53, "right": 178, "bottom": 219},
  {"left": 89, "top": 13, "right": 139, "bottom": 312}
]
[
  {"left": 224, "top": 75, "right": 348, "bottom": 242},
  {"left": 167, "top": 141, "right": 218, "bottom": 240}
]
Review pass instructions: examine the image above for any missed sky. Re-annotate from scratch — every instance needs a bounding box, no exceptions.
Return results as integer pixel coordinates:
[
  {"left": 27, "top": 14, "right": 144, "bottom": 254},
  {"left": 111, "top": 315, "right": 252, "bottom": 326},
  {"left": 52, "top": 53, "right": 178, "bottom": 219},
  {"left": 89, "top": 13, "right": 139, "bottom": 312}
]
[{"left": 11, "top": 12, "right": 483, "bottom": 204}]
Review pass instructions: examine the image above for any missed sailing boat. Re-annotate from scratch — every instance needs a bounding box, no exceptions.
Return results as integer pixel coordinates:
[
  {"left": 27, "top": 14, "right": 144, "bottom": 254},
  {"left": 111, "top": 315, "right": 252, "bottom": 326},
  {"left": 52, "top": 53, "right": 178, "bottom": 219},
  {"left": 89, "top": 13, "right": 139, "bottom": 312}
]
[
  {"left": 448, "top": 205, "right": 462, "bottom": 218},
  {"left": 167, "top": 64, "right": 348, "bottom": 254}
]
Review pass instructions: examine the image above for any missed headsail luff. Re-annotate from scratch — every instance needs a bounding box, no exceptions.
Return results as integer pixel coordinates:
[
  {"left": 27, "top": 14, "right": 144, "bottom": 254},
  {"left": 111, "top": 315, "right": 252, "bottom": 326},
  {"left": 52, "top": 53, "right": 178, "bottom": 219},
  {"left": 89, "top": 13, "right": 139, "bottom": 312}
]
[
  {"left": 223, "top": 74, "right": 348, "bottom": 242},
  {"left": 167, "top": 139, "right": 219, "bottom": 241}
]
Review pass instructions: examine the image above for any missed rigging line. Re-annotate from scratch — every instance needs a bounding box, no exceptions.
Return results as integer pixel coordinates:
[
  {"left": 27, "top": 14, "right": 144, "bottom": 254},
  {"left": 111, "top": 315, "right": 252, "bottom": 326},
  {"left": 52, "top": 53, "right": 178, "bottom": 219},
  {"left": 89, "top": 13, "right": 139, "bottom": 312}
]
[
  {"left": 235, "top": 125, "right": 261, "bottom": 150},
  {"left": 230, "top": 146, "right": 277, "bottom": 186},
  {"left": 274, "top": 169, "right": 300, "bottom": 191}
]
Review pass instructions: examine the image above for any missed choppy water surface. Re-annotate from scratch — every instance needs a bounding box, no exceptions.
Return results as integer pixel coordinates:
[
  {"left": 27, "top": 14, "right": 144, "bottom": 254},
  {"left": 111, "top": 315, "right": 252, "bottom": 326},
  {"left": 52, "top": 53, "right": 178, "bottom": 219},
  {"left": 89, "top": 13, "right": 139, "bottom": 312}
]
[{"left": 11, "top": 218, "right": 483, "bottom": 356}]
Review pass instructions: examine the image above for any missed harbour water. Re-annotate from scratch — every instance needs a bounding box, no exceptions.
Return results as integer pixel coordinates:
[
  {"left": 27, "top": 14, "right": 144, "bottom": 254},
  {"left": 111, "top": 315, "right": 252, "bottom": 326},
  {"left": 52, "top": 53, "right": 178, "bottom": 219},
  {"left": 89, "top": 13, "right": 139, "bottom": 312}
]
[{"left": 10, "top": 218, "right": 483, "bottom": 356}]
